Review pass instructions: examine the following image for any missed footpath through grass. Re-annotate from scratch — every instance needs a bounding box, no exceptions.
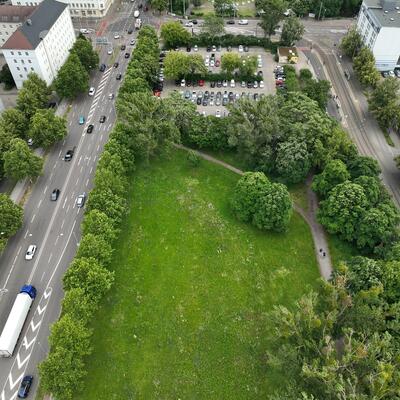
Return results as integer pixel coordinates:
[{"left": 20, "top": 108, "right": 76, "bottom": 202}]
[{"left": 76, "top": 150, "right": 320, "bottom": 400}]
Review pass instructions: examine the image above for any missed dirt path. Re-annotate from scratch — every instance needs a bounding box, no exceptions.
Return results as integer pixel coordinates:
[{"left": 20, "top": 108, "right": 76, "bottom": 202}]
[{"left": 175, "top": 144, "right": 333, "bottom": 280}]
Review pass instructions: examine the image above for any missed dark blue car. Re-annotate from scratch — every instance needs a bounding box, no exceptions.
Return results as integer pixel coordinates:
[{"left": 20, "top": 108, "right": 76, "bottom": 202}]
[{"left": 18, "top": 376, "right": 33, "bottom": 398}]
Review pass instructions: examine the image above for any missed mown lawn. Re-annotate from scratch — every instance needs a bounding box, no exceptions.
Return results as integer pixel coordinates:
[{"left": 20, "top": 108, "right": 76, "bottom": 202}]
[{"left": 76, "top": 149, "right": 320, "bottom": 400}]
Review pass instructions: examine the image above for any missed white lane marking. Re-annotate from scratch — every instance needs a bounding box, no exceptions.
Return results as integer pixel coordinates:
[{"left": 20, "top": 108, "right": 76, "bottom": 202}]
[
  {"left": 54, "top": 236, "right": 59, "bottom": 246},
  {"left": 37, "top": 199, "right": 42, "bottom": 208},
  {"left": 8, "top": 372, "right": 24, "bottom": 391},
  {"left": 96, "top": 144, "right": 100, "bottom": 151},
  {"left": 58, "top": 150, "right": 62, "bottom": 157},
  {"left": 22, "top": 336, "right": 36, "bottom": 351},
  {"left": 61, "top": 219, "right": 65, "bottom": 229},
  {"left": 13, "top": 255, "right": 17, "bottom": 265},
  {"left": 93, "top": 155, "right": 97, "bottom": 162},
  {"left": 66, "top": 204, "right": 70, "bottom": 213},
  {"left": 48, "top": 252, "right": 53, "bottom": 264},
  {"left": 30, "top": 214, "right": 35, "bottom": 223},
  {"left": 16, "top": 353, "right": 30, "bottom": 370},
  {"left": 90, "top": 166, "right": 93, "bottom": 174},
  {"left": 30, "top": 319, "right": 41, "bottom": 332},
  {"left": 62, "top": 139, "right": 66, "bottom": 145},
  {"left": 53, "top": 163, "right": 57, "bottom": 169},
  {"left": 78, "top": 155, "right": 82, "bottom": 166},
  {"left": 50, "top": 172, "right": 54, "bottom": 179},
  {"left": 43, "top": 185, "right": 48, "bottom": 194},
  {"left": 62, "top": 197, "right": 67, "bottom": 209},
  {"left": 86, "top": 178, "right": 89, "bottom": 187},
  {"left": 37, "top": 304, "right": 47, "bottom": 315},
  {"left": 100, "top": 133, "right": 103, "bottom": 140},
  {"left": 24, "top": 230, "right": 28, "bottom": 239},
  {"left": 69, "top": 120, "right": 72, "bottom": 126}
]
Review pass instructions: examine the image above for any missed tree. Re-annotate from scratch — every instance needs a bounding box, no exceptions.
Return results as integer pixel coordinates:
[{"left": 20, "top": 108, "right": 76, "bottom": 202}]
[
  {"left": 16, "top": 73, "right": 50, "bottom": 120},
  {"left": 302, "top": 79, "right": 331, "bottom": 110},
  {"left": 257, "top": 0, "right": 286, "bottom": 37},
  {"left": 82, "top": 209, "right": 118, "bottom": 242},
  {"left": 160, "top": 22, "right": 191, "bottom": 48},
  {"left": 368, "top": 77, "right": 400, "bottom": 130},
  {"left": 340, "top": 26, "right": 363, "bottom": 58},
  {"left": 214, "top": 0, "right": 234, "bottom": 16},
  {"left": 280, "top": 16, "right": 305, "bottom": 46},
  {"left": 353, "top": 47, "right": 380, "bottom": 88},
  {"left": 63, "top": 257, "right": 114, "bottom": 303},
  {"left": 253, "top": 182, "right": 292, "bottom": 232},
  {"left": 221, "top": 52, "right": 241, "bottom": 74},
  {"left": 0, "top": 193, "right": 23, "bottom": 237},
  {"left": 187, "top": 53, "right": 207, "bottom": 76},
  {"left": 0, "top": 64, "right": 15, "bottom": 90},
  {"left": 202, "top": 15, "right": 225, "bottom": 38},
  {"left": 151, "top": 0, "right": 169, "bottom": 12},
  {"left": 239, "top": 55, "right": 258, "bottom": 78},
  {"left": 86, "top": 188, "right": 126, "bottom": 223},
  {"left": 163, "top": 51, "right": 190, "bottom": 79},
  {"left": 231, "top": 172, "right": 270, "bottom": 222},
  {"left": 62, "top": 288, "right": 97, "bottom": 323},
  {"left": 346, "top": 154, "right": 381, "bottom": 178},
  {"left": 353, "top": 175, "right": 381, "bottom": 206},
  {"left": 3, "top": 138, "right": 43, "bottom": 181},
  {"left": 318, "top": 181, "right": 368, "bottom": 242},
  {"left": 55, "top": 53, "right": 89, "bottom": 99},
  {"left": 291, "top": 0, "right": 311, "bottom": 16},
  {"left": 312, "top": 159, "right": 350, "bottom": 198},
  {"left": 70, "top": 37, "right": 99, "bottom": 72},
  {"left": 0, "top": 108, "right": 28, "bottom": 139},
  {"left": 275, "top": 137, "right": 311, "bottom": 183},
  {"left": 76, "top": 233, "right": 113, "bottom": 267},
  {"left": 29, "top": 109, "right": 67, "bottom": 148}
]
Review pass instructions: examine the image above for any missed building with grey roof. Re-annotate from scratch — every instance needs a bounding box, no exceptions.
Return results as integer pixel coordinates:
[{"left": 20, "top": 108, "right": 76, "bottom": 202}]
[
  {"left": 357, "top": 0, "right": 400, "bottom": 71},
  {"left": 1, "top": 0, "right": 75, "bottom": 88}
]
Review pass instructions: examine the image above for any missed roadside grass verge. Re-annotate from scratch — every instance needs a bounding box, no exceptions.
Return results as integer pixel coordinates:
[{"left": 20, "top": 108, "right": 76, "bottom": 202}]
[{"left": 75, "top": 149, "right": 321, "bottom": 399}]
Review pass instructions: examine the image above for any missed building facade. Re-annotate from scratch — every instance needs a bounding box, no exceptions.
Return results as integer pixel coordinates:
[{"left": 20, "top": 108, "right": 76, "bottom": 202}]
[
  {"left": 0, "top": 5, "right": 36, "bottom": 47},
  {"left": 10, "top": 0, "right": 114, "bottom": 18},
  {"left": 2, "top": 0, "right": 75, "bottom": 89},
  {"left": 356, "top": 0, "right": 400, "bottom": 71}
]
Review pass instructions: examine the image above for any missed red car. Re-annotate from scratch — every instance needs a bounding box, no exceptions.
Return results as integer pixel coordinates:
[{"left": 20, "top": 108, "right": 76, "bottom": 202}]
[
  {"left": 198, "top": 79, "right": 205, "bottom": 86},
  {"left": 215, "top": 60, "right": 220, "bottom": 67},
  {"left": 153, "top": 90, "right": 161, "bottom": 97}
]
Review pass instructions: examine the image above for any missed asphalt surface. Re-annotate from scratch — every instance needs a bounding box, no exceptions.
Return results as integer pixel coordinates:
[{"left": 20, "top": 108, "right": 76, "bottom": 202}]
[{"left": 0, "top": 1, "right": 148, "bottom": 398}]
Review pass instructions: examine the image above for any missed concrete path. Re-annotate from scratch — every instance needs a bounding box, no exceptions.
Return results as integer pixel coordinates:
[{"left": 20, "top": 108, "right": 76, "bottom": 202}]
[{"left": 175, "top": 143, "right": 333, "bottom": 280}]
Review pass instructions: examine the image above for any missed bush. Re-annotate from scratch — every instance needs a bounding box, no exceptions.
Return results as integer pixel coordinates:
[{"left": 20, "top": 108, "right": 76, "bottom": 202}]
[{"left": 187, "top": 150, "right": 201, "bottom": 167}]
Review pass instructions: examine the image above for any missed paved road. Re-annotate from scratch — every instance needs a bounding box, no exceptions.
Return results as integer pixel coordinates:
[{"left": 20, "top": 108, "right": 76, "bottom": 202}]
[{"left": 0, "top": 1, "right": 143, "bottom": 398}]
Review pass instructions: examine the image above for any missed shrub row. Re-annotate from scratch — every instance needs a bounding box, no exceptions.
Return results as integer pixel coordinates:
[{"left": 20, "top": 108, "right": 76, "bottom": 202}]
[{"left": 38, "top": 26, "right": 160, "bottom": 400}]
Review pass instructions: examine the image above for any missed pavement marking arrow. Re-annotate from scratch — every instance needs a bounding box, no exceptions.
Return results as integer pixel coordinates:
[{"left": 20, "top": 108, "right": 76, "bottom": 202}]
[
  {"left": 16, "top": 353, "right": 31, "bottom": 370},
  {"left": 30, "top": 319, "right": 41, "bottom": 333},
  {"left": 22, "top": 336, "right": 36, "bottom": 351},
  {"left": 8, "top": 372, "right": 24, "bottom": 391},
  {"left": 37, "top": 304, "right": 47, "bottom": 315},
  {"left": 43, "top": 287, "right": 52, "bottom": 299}
]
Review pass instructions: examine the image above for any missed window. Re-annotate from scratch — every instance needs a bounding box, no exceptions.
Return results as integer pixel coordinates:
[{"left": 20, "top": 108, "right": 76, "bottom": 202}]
[
  {"left": 10, "top": 51, "right": 14, "bottom": 55},
  {"left": 30, "top": 67, "right": 34, "bottom": 71},
  {"left": 28, "top": 59, "right": 31, "bottom": 63},
  {"left": 19, "top": 74, "right": 23, "bottom": 78},
  {"left": 16, "top": 66, "right": 20, "bottom": 70},
  {"left": 21, "top": 59, "right": 24, "bottom": 64},
  {"left": 25, "top": 51, "right": 28, "bottom": 55},
  {"left": 13, "top": 59, "right": 17, "bottom": 63},
  {"left": 18, "top": 51, "right": 21, "bottom": 55},
  {"left": 9, "top": 25, "right": 12, "bottom": 28},
  {"left": 24, "top": 67, "right": 27, "bottom": 71},
  {"left": 5, "top": 31, "right": 8, "bottom": 35}
]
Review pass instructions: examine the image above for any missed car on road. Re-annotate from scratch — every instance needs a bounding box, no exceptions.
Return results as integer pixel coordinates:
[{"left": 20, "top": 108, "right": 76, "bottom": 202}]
[
  {"left": 114, "top": 62, "right": 119, "bottom": 68},
  {"left": 134, "top": 10, "right": 140, "bottom": 17},
  {"left": 116, "top": 73, "right": 122, "bottom": 80},
  {"left": 50, "top": 189, "right": 60, "bottom": 201},
  {"left": 88, "top": 87, "right": 95, "bottom": 96},
  {"left": 120, "top": 44, "right": 126, "bottom": 50},
  {"left": 100, "top": 115, "right": 106, "bottom": 123},
  {"left": 128, "top": 28, "right": 133, "bottom": 34},
  {"left": 238, "top": 45, "right": 244, "bottom": 52},
  {"left": 114, "top": 33, "right": 120, "bottom": 39},
  {"left": 79, "top": 115, "right": 85, "bottom": 125},
  {"left": 107, "top": 48, "right": 113, "bottom": 55},
  {"left": 87, "top": 124, "right": 94, "bottom": 133},
  {"left": 108, "top": 93, "right": 114, "bottom": 100},
  {"left": 124, "top": 52, "right": 130, "bottom": 58},
  {"left": 193, "top": 45, "right": 198, "bottom": 52},
  {"left": 18, "top": 375, "right": 33, "bottom": 398},
  {"left": 64, "top": 147, "right": 75, "bottom": 161},
  {"left": 76, "top": 193, "right": 86, "bottom": 208},
  {"left": 25, "top": 245, "right": 37, "bottom": 261},
  {"left": 238, "top": 19, "right": 248, "bottom": 25},
  {"left": 99, "top": 63, "right": 106, "bottom": 72}
]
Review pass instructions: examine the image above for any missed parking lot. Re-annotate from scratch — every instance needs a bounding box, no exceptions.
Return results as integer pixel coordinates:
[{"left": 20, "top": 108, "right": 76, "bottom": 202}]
[{"left": 161, "top": 46, "right": 278, "bottom": 116}]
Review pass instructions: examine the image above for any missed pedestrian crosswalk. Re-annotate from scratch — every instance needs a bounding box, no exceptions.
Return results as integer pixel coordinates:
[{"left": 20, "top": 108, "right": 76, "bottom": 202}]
[{"left": 85, "top": 67, "right": 113, "bottom": 127}]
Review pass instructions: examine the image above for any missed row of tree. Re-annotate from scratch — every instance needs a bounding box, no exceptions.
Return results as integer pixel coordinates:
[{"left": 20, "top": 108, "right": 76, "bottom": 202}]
[{"left": 38, "top": 25, "right": 181, "bottom": 399}]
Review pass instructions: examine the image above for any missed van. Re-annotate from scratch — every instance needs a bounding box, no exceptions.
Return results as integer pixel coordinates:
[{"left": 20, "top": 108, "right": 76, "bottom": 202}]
[{"left": 134, "top": 10, "right": 140, "bottom": 18}]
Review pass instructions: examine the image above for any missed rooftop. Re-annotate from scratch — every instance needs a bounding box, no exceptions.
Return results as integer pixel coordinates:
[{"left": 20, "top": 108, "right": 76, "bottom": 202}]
[
  {"left": 0, "top": 5, "right": 36, "bottom": 23},
  {"left": 364, "top": 0, "right": 400, "bottom": 28},
  {"left": 2, "top": 0, "right": 68, "bottom": 50}
]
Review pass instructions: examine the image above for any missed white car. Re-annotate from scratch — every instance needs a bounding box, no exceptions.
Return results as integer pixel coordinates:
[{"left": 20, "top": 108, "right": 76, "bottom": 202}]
[
  {"left": 253, "top": 81, "right": 258, "bottom": 88},
  {"left": 133, "top": 10, "right": 140, "bottom": 17},
  {"left": 238, "top": 19, "right": 248, "bottom": 25},
  {"left": 259, "top": 80, "right": 264, "bottom": 88},
  {"left": 215, "top": 110, "right": 221, "bottom": 118},
  {"left": 238, "top": 45, "right": 244, "bottom": 52},
  {"left": 210, "top": 59, "right": 215, "bottom": 67},
  {"left": 108, "top": 93, "right": 114, "bottom": 100},
  {"left": 194, "top": 45, "right": 198, "bottom": 52},
  {"left": 181, "top": 79, "right": 186, "bottom": 87},
  {"left": 205, "top": 60, "right": 209, "bottom": 67},
  {"left": 212, "top": 45, "right": 217, "bottom": 52},
  {"left": 25, "top": 245, "right": 37, "bottom": 261},
  {"left": 79, "top": 28, "right": 89, "bottom": 34},
  {"left": 88, "top": 87, "right": 95, "bottom": 96},
  {"left": 114, "top": 33, "right": 120, "bottom": 39},
  {"left": 185, "top": 21, "right": 193, "bottom": 27},
  {"left": 258, "top": 62, "right": 262, "bottom": 68},
  {"left": 107, "top": 48, "right": 113, "bottom": 55},
  {"left": 388, "top": 70, "right": 395, "bottom": 78},
  {"left": 76, "top": 193, "right": 86, "bottom": 208},
  {"left": 230, "top": 79, "right": 235, "bottom": 88},
  {"left": 130, "top": 39, "right": 136, "bottom": 45},
  {"left": 27, "top": 138, "right": 34, "bottom": 146}
]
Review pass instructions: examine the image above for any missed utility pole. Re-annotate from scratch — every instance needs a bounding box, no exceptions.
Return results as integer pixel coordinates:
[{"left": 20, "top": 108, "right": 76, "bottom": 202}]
[{"left": 318, "top": 1, "right": 323, "bottom": 20}]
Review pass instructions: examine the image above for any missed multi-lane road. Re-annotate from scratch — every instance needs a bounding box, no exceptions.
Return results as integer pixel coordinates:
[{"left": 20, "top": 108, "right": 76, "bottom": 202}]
[{"left": 0, "top": 1, "right": 146, "bottom": 398}]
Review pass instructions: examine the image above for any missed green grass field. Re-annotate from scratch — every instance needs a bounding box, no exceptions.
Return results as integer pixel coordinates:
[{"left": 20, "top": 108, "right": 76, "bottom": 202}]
[{"left": 76, "top": 150, "right": 321, "bottom": 400}]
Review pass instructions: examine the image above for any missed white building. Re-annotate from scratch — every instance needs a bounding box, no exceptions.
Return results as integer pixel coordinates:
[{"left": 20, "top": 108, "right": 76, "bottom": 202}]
[
  {"left": 10, "top": 0, "right": 114, "bottom": 18},
  {"left": 0, "top": 5, "right": 36, "bottom": 47},
  {"left": 357, "top": 0, "right": 400, "bottom": 71},
  {"left": 2, "top": 0, "right": 75, "bottom": 89}
]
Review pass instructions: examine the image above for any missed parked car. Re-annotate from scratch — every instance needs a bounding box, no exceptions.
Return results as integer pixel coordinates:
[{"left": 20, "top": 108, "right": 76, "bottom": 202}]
[
  {"left": 230, "top": 79, "right": 235, "bottom": 87},
  {"left": 206, "top": 45, "right": 211, "bottom": 52},
  {"left": 181, "top": 79, "right": 186, "bottom": 87},
  {"left": 238, "top": 45, "right": 244, "bottom": 52},
  {"left": 194, "top": 45, "right": 198, "bottom": 52},
  {"left": 227, "top": 20, "right": 235, "bottom": 24},
  {"left": 116, "top": 73, "right": 122, "bottom": 80},
  {"left": 222, "top": 80, "right": 228, "bottom": 87},
  {"left": 210, "top": 81, "right": 216, "bottom": 88},
  {"left": 130, "top": 39, "right": 135, "bottom": 45},
  {"left": 217, "top": 80, "right": 222, "bottom": 87},
  {"left": 259, "top": 80, "right": 264, "bottom": 88},
  {"left": 244, "top": 46, "right": 249, "bottom": 52},
  {"left": 128, "top": 28, "right": 133, "bottom": 34},
  {"left": 212, "top": 45, "right": 217, "bottom": 52},
  {"left": 253, "top": 81, "right": 258, "bottom": 88},
  {"left": 114, "top": 62, "right": 119, "bottom": 68},
  {"left": 114, "top": 33, "right": 120, "bottom": 39},
  {"left": 238, "top": 19, "right": 248, "bottom": 25},
  {"left": 50, "top": 188, "right": 60, "bottom": 201},
  {"left": 88, "top": 87, "right": 95, "bottom": 96},
  {"left": 125, "top": 52, "right": 130, "bottom": 58},
  {"left": 107, "top": 48, "right": 113, "bottom": 55},
  {"left": 25, "top": 245, "right": 37, "bottom": 260},
  {"left": 215, "top": 110, "right": 221, "bottom": 117},
  {"left": 215, "top": 59, "right": 220, "bottom": 67},
  {"left": 198, "top": 79, "right": 205, "bottom": 86}
]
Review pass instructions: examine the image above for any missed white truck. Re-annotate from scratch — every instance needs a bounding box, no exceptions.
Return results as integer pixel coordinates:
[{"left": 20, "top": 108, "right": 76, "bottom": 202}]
[
  {"left": 135, "top": 18, "right": 142, "bottom": 30},
  {"left": 0, "top": 285, "right": 37, "bottom": 357}
]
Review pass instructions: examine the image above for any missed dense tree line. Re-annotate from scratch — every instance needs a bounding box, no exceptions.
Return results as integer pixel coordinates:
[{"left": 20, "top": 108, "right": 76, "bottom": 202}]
[{"left": 39, "top": 25, "right": 183, "bottom": 399}]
